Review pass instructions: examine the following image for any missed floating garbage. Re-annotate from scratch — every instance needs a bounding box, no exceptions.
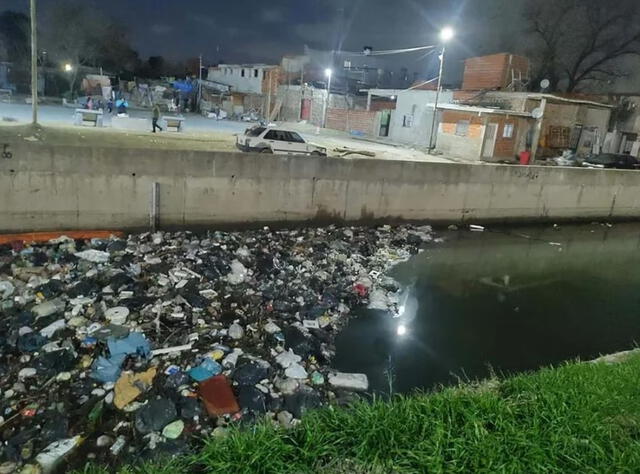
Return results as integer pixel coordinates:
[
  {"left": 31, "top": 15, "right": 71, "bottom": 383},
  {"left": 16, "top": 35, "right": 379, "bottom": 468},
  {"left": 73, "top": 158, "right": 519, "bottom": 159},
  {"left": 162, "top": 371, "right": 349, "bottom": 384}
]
[{"left": 0, "top": 224, "right": 434, "bottom": 471}]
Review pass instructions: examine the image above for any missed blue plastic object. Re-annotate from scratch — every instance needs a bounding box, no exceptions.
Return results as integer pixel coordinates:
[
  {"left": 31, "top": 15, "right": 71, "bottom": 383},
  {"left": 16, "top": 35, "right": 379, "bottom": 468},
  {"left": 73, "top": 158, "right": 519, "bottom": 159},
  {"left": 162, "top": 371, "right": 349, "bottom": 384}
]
[
  {"left": 107, "top": 332, "right": 151, "bottom": 358},
  {"left": 188, "top": 358, "right": 222, "bottom": 382},
  {"left": 91, "top": 353, "right": 126, "bottom": 383},
  {"left": 90, "top": 332, "right": 151, "bottom": 382}
]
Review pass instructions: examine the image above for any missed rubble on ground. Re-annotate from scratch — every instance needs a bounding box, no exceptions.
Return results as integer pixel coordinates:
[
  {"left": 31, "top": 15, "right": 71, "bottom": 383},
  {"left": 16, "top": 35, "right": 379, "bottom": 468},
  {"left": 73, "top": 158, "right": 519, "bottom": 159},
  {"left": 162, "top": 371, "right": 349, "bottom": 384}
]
[{"left": 0, "top": 224, "right": 433, "bottom": 471}]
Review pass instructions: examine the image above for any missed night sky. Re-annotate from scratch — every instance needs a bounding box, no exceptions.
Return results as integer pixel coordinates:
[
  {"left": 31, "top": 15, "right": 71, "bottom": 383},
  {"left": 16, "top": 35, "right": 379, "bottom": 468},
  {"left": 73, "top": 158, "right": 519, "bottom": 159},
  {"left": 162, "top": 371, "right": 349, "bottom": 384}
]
[
  {"left": 3, "top": 0, "right": 529, "bottom": 75},
  {"left": 6, "top": 0, "right": 638, "bottom": 89}
]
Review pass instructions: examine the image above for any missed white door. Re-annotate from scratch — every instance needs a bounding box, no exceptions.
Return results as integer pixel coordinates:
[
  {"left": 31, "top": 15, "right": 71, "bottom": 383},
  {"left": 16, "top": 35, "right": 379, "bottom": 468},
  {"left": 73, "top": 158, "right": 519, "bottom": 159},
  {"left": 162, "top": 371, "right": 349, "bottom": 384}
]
[
  {"left": 482, "top": 123, "right": 498, "bottom": 158},
  {"left": 286, "top": 131, "right": 310, "bottom": 155}
]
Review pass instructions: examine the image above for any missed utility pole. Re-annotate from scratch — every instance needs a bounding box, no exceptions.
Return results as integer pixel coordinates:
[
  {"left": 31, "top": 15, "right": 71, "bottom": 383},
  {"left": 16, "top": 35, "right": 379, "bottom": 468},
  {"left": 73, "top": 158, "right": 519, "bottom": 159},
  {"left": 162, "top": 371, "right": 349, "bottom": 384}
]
[
  {"left": 198, "top": 54, "right": 203, "bottom": 112},
  {"left": 30, "top": 0, "right": 38, "bottom": 125},
  {"left": 266, "top": 69, "right": 272, "bottom": 122},
  {"left": 428, "top": 27, "right": 454, "bottom": 151},
  {"left": 428, "top": 45, "right": 445, "bottom": 151}
]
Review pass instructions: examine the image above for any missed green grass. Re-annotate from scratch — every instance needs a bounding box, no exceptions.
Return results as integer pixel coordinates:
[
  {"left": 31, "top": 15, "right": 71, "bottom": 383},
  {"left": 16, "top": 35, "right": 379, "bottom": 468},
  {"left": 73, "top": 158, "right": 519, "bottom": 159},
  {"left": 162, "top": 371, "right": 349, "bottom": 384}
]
[{"left": 77, "top": 353, "right": 640, "bottom": 473}]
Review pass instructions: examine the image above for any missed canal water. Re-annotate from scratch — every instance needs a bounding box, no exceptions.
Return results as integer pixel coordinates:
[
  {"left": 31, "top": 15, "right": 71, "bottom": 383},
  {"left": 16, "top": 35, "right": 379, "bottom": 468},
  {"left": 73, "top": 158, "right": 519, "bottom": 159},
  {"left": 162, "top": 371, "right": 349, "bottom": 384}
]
[{"left": 333, "top": 222, "right": 640, "bottom": 395}]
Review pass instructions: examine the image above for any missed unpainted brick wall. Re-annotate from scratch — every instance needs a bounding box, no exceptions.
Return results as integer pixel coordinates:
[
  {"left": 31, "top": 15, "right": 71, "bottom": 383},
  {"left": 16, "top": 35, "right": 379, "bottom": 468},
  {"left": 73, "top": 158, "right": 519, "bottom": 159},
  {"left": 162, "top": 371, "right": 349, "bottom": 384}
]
[
  {"left": 441, "top": 110, "right": 483, "bottom": 138},
  {"left": 326, "top": 108, "right": 377, "bottom": 135}
]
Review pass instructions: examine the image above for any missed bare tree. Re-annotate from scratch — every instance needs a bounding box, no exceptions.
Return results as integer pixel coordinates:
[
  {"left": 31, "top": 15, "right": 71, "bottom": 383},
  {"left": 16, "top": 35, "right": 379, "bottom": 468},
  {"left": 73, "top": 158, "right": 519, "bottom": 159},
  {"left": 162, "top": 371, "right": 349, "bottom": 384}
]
[
  {"left": 43, "top": 2, "right": 101, "bottom": 95},
  {"left": 526, "top": 0, "right": 640, "bottom": 92}
]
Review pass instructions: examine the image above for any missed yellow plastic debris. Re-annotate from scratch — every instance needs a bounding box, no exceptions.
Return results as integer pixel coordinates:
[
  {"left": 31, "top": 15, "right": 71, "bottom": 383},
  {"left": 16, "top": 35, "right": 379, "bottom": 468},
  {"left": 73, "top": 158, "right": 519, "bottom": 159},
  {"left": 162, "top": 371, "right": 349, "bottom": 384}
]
[{"left": 113, "top": 367, "right": 157, "bottom": 409}]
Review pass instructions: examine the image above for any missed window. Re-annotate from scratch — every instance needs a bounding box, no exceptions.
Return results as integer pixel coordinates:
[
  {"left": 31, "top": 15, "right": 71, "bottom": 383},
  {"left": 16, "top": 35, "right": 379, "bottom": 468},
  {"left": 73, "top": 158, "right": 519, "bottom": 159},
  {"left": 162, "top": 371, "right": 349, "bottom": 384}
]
[
  {"left": 456, "top": 120, "right": 470, "bottom": 136},
  {"left": 265, "top": 130, "right": 289, "bottom": 141},
  {"left": 254, "top": 69, "right": 259, "bottom": 78},
  {"left": 503, "top": 123, "right": 514, "bottom": 139},
  {"left": 548, "top": 126, "right": 571, "bottom": 148},
  {"left": 403, "top": 105, "right": 417, "bottom": 128},
  {"left": 241, "top": 69, "right": 245, "bottom": 77},
  {"left": 288, "top": 132, "right": 305, "bottom": 143},
  {"left": 246, "top": 127, "right": 266, "bottom": 137}
]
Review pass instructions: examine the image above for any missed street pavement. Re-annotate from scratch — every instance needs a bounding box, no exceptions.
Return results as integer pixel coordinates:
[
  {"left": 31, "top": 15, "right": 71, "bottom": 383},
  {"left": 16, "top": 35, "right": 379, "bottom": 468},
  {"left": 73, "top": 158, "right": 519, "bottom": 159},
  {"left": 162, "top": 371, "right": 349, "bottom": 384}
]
[{"left": 0, "top": 101, "right": 457, "bottom": 163}]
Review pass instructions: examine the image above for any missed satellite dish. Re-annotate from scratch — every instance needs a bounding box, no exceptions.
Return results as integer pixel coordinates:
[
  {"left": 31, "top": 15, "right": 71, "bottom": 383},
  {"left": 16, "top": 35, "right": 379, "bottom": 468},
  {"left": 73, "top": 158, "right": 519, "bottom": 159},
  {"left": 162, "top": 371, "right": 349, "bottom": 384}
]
[
  {"left": 540, "top": 78, "right": 550, "bottom": 90},
  {"left": 532, "top": 107, "right": 544, "bottom": 119}
]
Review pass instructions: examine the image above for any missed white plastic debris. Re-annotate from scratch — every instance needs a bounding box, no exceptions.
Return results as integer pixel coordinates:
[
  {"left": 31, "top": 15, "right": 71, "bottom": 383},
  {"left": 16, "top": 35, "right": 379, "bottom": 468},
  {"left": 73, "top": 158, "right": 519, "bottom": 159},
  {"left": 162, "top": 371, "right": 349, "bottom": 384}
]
[
  {"left": 32, "top": 298, "right": 66, "bottom": 318},
  {"left": 227, "top": 260, "right": 248, "bottom": 285},
  {"left": 276, "top": 350, "right": 302, "bottom": 369},
  {"left": 263, "top": 321, "right": 281, "bottom": 334},
  {"left": 18, "top": 368, "right": 37, "bottom": 379},
  {"left": 328, "top": 372, "right": 369, "bottom": 391},
  {"left": 96, "top": 435, "right": 113, "bottom": 448},
  {"left": 228, "top": 323, "right": 244, "bottom": 340},
  {"left": 151, "top": 343, "right": 193, "bottom": 357},
  {"left": 109, "top": 435, "right": 126, "bottom": 456},
  {"left": 40, "top": 319, "right": 66, "bottom": 338},
  {"left": 35, "top": 436, "right": 82, "bottom": 473},
  {"left": 469, "top": 225, "right": 485, "bottom": 232},
  {"left": 367, "top": 288, "right": 391, "bottom": 311},
  {"left": 222, "top": 349, "right": 242, "bottom": 369},
  {"left": 74, "top": 249, "right": 110, "bottom": 263},
  {"left": 285, "top": 363, "right": 308, "bottom": 379},
  {"left": 275, "top": 377, "right": 299, "bottom": 395},
  {"left": 0, "top": 280, "right": 15, "bottom": 299},
  {"left": 302, "top": 320, "right": 320, "bottom": 329},
  {"left": 105, "top": 306, "right": 130, "bottom": 325}
]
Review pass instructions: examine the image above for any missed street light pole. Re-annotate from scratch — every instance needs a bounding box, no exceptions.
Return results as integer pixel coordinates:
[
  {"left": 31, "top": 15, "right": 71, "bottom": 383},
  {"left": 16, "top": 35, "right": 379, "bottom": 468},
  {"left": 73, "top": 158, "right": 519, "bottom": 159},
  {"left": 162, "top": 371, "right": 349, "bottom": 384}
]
[
  {"left": 198, "top": 54, "right": 203, "bottom": 111},
  {"left": 30, "top": 0, "right": 38, "bottom": 125},
  {"left": 428, "top": 26, "right": 454, "bottom": 152},
  {"left": 323, "top": 68, "right": 332, "bottom": 128},
  {"left": 428, "top": 46, "right": 445, "bottom": 150}
]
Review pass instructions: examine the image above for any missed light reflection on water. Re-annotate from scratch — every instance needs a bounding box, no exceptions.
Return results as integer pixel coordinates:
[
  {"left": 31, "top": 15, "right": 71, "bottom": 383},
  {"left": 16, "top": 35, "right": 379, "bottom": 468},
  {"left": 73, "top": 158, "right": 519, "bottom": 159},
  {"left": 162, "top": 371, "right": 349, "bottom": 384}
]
[{"left": 334, "top": 223, "right": 640, "bottom": 395}]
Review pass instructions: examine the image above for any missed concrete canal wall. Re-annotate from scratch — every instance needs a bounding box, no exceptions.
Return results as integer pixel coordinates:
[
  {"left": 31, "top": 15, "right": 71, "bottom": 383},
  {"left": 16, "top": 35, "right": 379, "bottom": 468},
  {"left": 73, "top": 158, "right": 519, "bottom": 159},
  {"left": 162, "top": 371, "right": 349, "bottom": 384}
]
[{"left": 2, "top": 142, "right": 640, "bottom": 232}]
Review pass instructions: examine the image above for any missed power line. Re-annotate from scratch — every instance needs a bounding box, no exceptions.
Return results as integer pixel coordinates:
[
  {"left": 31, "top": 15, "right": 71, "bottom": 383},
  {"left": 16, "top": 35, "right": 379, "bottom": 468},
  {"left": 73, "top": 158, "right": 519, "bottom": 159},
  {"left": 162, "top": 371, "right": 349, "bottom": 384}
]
[{"left": 339, "top": 44, "right": 437, "bottom": 57}]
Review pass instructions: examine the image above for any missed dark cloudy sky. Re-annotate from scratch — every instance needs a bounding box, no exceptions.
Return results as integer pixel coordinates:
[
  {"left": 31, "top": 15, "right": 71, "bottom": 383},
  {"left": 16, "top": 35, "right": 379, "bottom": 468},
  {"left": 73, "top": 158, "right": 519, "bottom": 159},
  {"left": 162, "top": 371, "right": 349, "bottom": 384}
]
[
  {"left": 4, "top": 0, "right": 527, "bottom": 70},
  {"left": 6, "top": 0, "right": 640, "bottom": 89}
]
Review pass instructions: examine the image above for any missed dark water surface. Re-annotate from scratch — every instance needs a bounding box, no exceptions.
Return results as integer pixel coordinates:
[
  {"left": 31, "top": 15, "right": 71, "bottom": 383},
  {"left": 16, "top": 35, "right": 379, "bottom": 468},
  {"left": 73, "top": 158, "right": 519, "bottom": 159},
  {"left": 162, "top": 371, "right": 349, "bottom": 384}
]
[{"left": 333, "top": 223, "right": 640, "bottom": 395}]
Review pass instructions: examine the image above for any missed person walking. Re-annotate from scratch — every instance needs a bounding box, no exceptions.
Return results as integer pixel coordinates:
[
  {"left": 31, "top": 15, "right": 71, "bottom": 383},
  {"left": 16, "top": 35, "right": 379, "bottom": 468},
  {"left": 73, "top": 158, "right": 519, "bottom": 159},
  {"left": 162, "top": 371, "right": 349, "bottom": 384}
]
[{"left": 152, "top": 103, "right": 163, "bottom": 133}]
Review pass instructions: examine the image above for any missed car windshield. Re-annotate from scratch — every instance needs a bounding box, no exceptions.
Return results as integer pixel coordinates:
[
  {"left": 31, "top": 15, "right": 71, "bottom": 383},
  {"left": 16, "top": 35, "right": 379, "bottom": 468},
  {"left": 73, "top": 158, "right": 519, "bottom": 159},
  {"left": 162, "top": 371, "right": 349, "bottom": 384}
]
[{"left": 246, "top": 127, "right": 266, "bottom": 137}]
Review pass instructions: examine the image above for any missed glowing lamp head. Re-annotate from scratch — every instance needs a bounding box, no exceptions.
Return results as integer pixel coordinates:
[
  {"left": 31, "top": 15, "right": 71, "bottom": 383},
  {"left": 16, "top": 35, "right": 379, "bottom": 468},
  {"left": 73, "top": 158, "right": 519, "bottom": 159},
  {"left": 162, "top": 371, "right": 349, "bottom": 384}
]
[{"left": 440, "top": 27, "right": 454, "bottom": 42}]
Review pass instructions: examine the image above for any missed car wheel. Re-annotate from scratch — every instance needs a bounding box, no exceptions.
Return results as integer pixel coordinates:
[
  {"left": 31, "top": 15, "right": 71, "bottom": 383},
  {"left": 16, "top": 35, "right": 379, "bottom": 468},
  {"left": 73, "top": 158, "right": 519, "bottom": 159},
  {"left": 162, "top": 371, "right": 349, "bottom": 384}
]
[
  {"left": 310, "top": 151, "right": 323, "bottom": 156},
  {"left": 260, "top": 148, "right": 273, "bottom": 154}
]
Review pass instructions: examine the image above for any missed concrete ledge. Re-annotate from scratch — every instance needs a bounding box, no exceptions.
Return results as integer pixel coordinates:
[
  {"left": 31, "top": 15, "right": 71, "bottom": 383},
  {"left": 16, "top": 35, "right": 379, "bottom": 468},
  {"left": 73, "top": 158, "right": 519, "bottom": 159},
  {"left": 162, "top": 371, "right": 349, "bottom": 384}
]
[{"left": 2, "top": 142, "right": 640, "bottom": 232}]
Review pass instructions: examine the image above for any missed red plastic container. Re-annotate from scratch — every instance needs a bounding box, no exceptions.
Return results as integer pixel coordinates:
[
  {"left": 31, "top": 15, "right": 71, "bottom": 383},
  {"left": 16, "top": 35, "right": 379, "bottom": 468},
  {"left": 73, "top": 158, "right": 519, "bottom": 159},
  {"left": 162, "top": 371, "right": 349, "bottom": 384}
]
[
  {"left": 519, "top": 151, "right": 532, "bottom": 165},
  {"left": 199, "top": 375, "right": 240, "bottom": 416}
]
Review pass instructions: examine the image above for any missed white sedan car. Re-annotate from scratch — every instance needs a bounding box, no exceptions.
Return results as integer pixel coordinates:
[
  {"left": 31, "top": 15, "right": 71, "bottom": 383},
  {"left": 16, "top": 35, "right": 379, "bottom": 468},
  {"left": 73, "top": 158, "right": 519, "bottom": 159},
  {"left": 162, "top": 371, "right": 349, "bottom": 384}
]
[{"left": 236, "top": 126, "right": 327, "bottom": 156}]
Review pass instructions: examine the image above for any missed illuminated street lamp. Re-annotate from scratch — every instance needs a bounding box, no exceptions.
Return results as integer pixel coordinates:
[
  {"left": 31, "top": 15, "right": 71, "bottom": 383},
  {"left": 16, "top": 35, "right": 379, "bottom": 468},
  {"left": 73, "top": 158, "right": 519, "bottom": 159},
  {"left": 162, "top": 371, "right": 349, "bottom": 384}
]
[
  {"left": 322, "top": 68, "right": 333, "bottom": 128},
  {"left": 429, "top": 26, "right": 455, "bottom": 151},
  {"left": 440, "top": 26, "right": 454, "bottom": 42},
  {"left": 64, "top": 63, "right": 73, "bottom": 72}
]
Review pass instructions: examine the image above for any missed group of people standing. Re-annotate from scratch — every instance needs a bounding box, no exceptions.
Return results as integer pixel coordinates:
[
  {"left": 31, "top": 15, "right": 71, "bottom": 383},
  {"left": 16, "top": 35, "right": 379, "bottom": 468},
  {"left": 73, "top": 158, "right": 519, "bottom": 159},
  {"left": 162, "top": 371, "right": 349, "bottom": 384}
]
[{"left": 83, "top": 92, "right": 169, "bottom": 133}]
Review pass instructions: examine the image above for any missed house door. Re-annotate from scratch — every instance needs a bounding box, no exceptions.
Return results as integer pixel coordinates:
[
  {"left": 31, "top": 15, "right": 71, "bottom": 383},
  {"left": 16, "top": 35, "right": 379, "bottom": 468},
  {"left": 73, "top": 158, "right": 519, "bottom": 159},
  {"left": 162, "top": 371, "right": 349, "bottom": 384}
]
[
  {"left": 301, "top": 99, "right": 311, "bottom": 120},
  {"left": 379, "top": 110, "right": 391, "bottom": 137},
  {"left": 482, "top": 123, "right": 498, "bottom": 158}
]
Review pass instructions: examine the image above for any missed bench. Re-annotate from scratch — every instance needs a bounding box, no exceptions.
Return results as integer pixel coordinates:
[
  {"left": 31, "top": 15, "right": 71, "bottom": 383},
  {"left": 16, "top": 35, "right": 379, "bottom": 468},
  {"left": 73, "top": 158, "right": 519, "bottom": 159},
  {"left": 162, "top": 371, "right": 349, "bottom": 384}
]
[
  {"left": 74, "top": 109, "right": 103, "bottom": 127},
  {"left": 0, "top": 89, "right": 11, "bottom": 103},
  {"left": 162, "top": 116, "right": 185, "bottom": 132}
]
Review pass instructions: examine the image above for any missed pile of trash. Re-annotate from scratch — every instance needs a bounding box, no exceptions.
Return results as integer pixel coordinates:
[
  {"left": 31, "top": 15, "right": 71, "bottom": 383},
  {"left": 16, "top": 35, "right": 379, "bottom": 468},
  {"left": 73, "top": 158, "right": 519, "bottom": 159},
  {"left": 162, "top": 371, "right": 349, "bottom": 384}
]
[{"left": 0, "top": 224, "right": 433, "bottom": 472}]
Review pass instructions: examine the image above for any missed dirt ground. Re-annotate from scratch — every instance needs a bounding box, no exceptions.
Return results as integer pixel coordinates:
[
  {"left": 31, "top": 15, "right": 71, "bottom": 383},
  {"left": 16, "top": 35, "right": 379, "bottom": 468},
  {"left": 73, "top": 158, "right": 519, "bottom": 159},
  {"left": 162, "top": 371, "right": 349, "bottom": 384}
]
[{"left": 0, "top": 120, "right": 458, "bottom": 163}]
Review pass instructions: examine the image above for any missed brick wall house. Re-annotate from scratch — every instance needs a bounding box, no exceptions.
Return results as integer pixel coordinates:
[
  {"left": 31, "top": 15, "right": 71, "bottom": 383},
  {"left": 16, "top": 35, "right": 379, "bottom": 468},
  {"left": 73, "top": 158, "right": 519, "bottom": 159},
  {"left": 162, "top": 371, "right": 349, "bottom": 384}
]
[
  {"left": 437, "top": 105, "right": 534, "bottom": 161},
  {"left": 326, "top": 108, "right": 380, "bottom": 136}
]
